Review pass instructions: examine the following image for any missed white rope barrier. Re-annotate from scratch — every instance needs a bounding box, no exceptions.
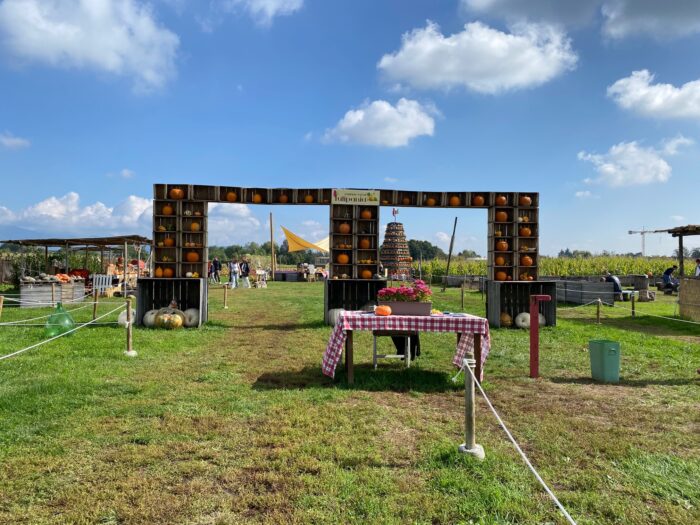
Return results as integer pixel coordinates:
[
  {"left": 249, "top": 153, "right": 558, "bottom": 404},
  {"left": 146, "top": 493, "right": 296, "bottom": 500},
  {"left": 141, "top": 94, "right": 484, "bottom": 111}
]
[
  {"left": 0, "top": 304, "right": 125, "bottom": 362},
  {"left": 0, "top": 303, "right": 96, "bottom": 326},
  {"left": 463, "top": 364, "right": 578, "bottom": 525},
  {"left": 607, "top": 302, "right": 700, "bottom": 326},
  {"left": 1, "top": 292, "right": 93, "bottom": 306}
]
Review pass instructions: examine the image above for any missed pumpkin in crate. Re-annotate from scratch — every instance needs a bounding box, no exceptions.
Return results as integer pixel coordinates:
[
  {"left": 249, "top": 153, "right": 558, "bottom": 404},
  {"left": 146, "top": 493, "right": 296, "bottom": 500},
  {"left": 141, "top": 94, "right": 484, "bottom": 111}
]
[
  {"left": 360, "top": 269, "right": 373, "bottom": 279},
  {"left": 472, "top": 195, "right": 485, "bottom": 206},
  {"left": 186, "top": 251, "right": 200, "bottom": 263},
  {"left": 142, "top": 309, "right": 159, "bottom": 328},
  {"left": 336, "top": 253, "right": 350, "bottom": 264},
  {"left": 449, "top": 195, "right": 461, "bottom": 206},
  {"left": 519, "top": 195, "right": 532, "bottom": 206},
  {"left": 495, "top": 256, "right": 506, "bottom": 266},
  {"left": 495, "top": 211, "right": 508, "bottom": 222},
  {"left": 154, "top": 308, "right": 185, "bottom": 329},
  {"left": 401, "top": 197, "right": 411, "bottom": 205},
  {"left": 360, "top": 208, "right": 372, "bottom": 220},
  {"left": 226, "top": 191, "right": 238, "bottom": 202},
  {"left": 495, "top": 195, "right": 508, "bottom": 206},
  {"left": 499, "top": 312, "right": 513, "bottom": 327},
  {"left": 252, "top": 193, "right": 263, "bottom": 204},
  {"left": 425, "top": 196, "right": 437, "bottom": 206},
  {"left": 304, "top": 194, "right": 314, "bottom": 203},
  {"left": 169, "top": 188, "right": 185, "bottom": 200},
  {"left": 154, "top": 266, "right": 164, "bottom": 278},
  {"left": 519, "top": 226, "right": 532, "bottom": 237},
  {"left": 359, "top": 238, "right": 370, "bottom": 249},
  {"left": 495, "top": 271, "right": 508, "bottom": 281},
  {"left": 520, "top": 255, "right": 533, "bottom": 267},
  {"left": 163, "top": 237, "right": 175, "bottom": 247},
  {"left": 495, "top": 240, "right": 509, "bottom": 252},
  {"left": 191, "top": 222, "right": 201, "bottom": 232},
  {"left": 163, "top": 267, "right": 175, "bottom": 278},
  {"left": 183, "top": 308, "right": 200, "bottom": 327},
  {"left": 278, "top": 194, "right": 289, "bottom": 203},
  {"left": 338, "top": 222, "right": 351, "bottom": 234},
  {"left": 162, "top": 204, "right": 174, "bottom": 216},
  {"left": 375, "top": 305, "right": 392, "bottom": 316}
]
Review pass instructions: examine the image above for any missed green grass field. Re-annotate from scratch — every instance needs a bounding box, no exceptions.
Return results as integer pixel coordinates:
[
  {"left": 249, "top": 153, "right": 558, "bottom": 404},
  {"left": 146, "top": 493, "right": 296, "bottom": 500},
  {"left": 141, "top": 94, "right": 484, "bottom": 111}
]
[{"left": 0, "top": 283, "right": 698, "bottom": 524}]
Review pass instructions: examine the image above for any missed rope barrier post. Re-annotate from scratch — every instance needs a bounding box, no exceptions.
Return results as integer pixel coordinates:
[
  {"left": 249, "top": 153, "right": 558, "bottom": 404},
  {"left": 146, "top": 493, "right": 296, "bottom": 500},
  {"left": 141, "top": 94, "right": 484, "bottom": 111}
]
[
  {"left": 631, "top": 292, "right": 635, "bottom": 318},
  {"left": 0, "top": 295, "right": 3, "bottom": 319},
  {"left": 223, "top": 285, "right": 229, "bottom": 309},
  {"left": 596, "top": 298, "right": 602, "bottom": 324},
  {"left": 124, "top": 298, "right": 137, "bottom": 357},
  {"left": 458, "top": 356, "right": 485, "bottom": 460},
  {"left": 461, "top": 282, "right": 465, "bottom": 310},
  {"left": 92, "top": 289, "right": 98, "bottom": 321}
]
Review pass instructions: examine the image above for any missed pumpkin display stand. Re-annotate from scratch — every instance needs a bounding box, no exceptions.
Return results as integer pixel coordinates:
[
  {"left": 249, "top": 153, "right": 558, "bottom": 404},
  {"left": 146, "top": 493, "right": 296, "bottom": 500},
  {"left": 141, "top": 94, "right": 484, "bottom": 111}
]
[
  {"left": 136, "top": 278, "right": 207, "bottom": 327},
  {"left": 485, "top": 281, "right": 556, "bottom": 328}
]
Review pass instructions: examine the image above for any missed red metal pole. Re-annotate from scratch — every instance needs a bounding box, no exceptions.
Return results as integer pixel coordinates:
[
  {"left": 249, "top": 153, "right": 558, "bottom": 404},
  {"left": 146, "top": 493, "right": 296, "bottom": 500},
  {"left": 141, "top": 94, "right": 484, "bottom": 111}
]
[{"left": 529, "top": 294, "right": 551, "bottom": 379}]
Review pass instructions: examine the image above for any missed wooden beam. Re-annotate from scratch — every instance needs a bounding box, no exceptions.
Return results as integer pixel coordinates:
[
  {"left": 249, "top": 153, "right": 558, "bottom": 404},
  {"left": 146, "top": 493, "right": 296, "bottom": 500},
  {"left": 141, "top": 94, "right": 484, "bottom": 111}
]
[{"left": 679, "top": 235, "right": 685, "bottom": 276}]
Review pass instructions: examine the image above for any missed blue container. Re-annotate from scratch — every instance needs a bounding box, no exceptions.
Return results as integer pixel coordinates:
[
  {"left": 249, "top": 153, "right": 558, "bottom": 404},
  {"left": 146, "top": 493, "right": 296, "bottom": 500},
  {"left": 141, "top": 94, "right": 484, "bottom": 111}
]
[{"left": 588, "top": 340, "right": 620, "bottom": 383}]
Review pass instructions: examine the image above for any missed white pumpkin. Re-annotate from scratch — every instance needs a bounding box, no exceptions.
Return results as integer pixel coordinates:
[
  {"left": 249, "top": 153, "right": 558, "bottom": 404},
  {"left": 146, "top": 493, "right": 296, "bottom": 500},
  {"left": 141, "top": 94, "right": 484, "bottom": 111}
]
[
  {"left": 328, "top": 308, "right": 345, "bottom": 325},
  {"left": 183, "top": 308, "right": 200, "bottom": 327},
  {"left": 118, "top": 308, "right": 136, "bottom": 328},
  {"left": 142, "top": 309, "right": 159, "bottom": 328},
  {"left": 538, "top": 313, "right": 546, "bottom": 326},
  {"left": 514, "top": 312, "right": 530, "bottom": 329}
]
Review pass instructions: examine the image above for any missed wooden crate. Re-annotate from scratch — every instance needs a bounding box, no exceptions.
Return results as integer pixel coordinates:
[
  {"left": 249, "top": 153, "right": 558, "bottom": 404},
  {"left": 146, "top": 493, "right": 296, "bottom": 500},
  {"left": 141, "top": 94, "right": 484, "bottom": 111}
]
[
  {"left": 324, "top": 279, "right": 386, "bottom": 324},
  {"left": 486, "top": 280, "right": 557, "bottom": 328},
  {"left": 135, "top": 278, "right": 207, "bottom": 327}
]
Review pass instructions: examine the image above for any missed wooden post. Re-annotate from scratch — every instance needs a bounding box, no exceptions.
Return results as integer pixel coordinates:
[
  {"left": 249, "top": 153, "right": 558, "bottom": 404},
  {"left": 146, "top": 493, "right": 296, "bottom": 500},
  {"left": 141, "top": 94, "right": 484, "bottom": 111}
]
[
  {"left": 345, "top": 330, "right": 354, "bottom": 385},
  {"left": 461, "top": 282, "right": 465, "bottom": 310},
  {"left": 596, "top": 298, "right": 602, "bottom": 324},
  {"left": 0, "top": 295, "right": 4, "bottom": 319},
  {"left": 442, "top": 217, "right": 458, "bottom": 292},
  {"left": 92, "top": 289, "right": 99, "bottom": 321},
  {"left": 459, "top": 333, "right": 484, "bottom": 459},
  {"left": 269, "top": 212, "right": 276, "bottom": 281},
  {"left": 123, "top": 242, "right": 128, "bottom": 297},
  {"left": 124, "top": 298, "right": 137, "bottom": 357},
  {"left": 678, "top": 235, "right": 684, "bottom": 277},
  {"left": 631, "top": 292, "right": 636, "bottom": 318},
  {"left": 223, "top": 285, "right": 229, "bottom": 309},
  {"left": 51, "top": 283, "right": 56, "bottom": 306},
  {"left": 44, "top": 246, "right": 50, "bottom": 273}
]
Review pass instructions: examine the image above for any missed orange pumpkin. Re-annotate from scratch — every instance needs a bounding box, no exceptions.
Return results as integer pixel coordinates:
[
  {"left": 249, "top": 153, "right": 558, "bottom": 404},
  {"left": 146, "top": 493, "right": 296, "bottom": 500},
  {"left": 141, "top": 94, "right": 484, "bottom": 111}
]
[
  {"left": 359, "top": 238, "right": 370, "bottom": 249},
  {"left": 279, "top": 194, "right": 289, "bottom": 203},
  {"left": 449, "top": 195, "right": 461, "bottom": 206},
  {"left": 518, "top": 195, "right": 532, "bottom": 206},
  {"left": 338, "top": 222, "right": 351, "bottom": 234},
  {"left": 169, "top": 188, "right": 185, "bottom": 200},
  {"left": 375, "top": 305, "right": 392, "bottom": 316},
  {"left": 154, "top": 266, "right": 164, "bottom": 278},
  {"left": 163, "top": 267, "right": 174, "bottom": 278},
  {"left": 226, "top": 191, "right": 238, "bottom": 202},
  {"left": 163, "top": 237, "right": 175, "bottom": 247},
  {"left": 495, "top": 271, "right": 508, "bottom": 281},
  {"left": 520, "top": 255, "right": 533, "bottom": 267},
  {"left": 361, "top": 269, "right": 373, "bottom": 279},
  {"left": 519, "top": 226, "right": 532, "bottom": 237},
  {"left": 360, "top": 209, "right": 372, "bottom": 220},
  {"left": 252, "top": 193, "right": 263, "bottom": 204},
  {"left": 186, "top": 251, "right": 200, "bottom": 263},
  {"left": 495, "top": 195, "right": 508, "bottom": 206},
  {"left": 495, "top": 256, "right": 506, "bottom": 266},
  {"left": 304, "top": 194, "right": 314, "bottom": 203},
  {"left": 495, "top": 240, "right": 509, "bottom": 252},
  {"left": 336, "top": 253, "right": 350, "bottom": 264},
  {"left": 495, "top": 211, "right": 508, "bottom": 222},
  {"left": 401, "top": 197, "right": 411, "bottom": 205},
  {"left": 426, "top": 197, "right": 437, "bottom": 206},
  {"left": 162, "top": 204, "right": 174, "bottom": 216},
  {"left": 472, "top": 195, "right": 485, "bottom": 206},
  {"left": 191, "top": 222, "right": 201, "bottom": 232}
]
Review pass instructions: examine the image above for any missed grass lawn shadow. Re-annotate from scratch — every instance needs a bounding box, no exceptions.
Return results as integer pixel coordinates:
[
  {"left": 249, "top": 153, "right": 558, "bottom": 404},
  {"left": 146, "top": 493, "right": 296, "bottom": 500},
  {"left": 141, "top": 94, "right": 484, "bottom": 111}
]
[
  {"left": 253, "top": 364, "right": 461, "bottom": 393},
  {"left": 549, "top": 376, "right": 699, "bottom": 388}
]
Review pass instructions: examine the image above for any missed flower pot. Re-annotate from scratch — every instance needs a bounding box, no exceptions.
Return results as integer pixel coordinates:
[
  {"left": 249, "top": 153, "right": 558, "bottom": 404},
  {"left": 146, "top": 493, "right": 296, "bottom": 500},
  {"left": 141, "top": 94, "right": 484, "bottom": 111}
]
[{"left": 378, "top": 301, "right": 432, "bottom": 316}]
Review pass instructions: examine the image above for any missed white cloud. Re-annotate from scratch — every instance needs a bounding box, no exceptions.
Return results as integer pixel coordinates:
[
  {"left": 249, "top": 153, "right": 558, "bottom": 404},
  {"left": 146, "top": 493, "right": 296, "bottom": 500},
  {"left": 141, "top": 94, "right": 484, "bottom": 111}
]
[
  {"left": 0, "top": 0, "right": 179, "bottom": 92},
  {"left": 384, "top": 177, "right": 399, "bottom": 183},
  {"left": 574, "top": 190, "right": 594, "bottom": 198},
  {"left": 462, "top": 0, "right": 700, "bottom": 39},
  {"left": 578, "top": 138, "right": 692, "bottom": 187},
  {"left": 608, "top": 70, "right": 700, "bottom": 119},
  {"left": 220, "top": 0, "right": 303, "bottom": 25},
  {"left": 671, "top": 215, "right": 685, "bottom": 222},
  {"left": 323, "top": 98, "right": 436, "bottom": 147},
  {"left": 662, "top": 135, "right": 694, "bottom": 155},
  {"left": 377, "top": 21, "right": 577, "bottom": 94},
  {"left": 207, "top": 202, "right": 261, "bottom": 245},
  {"left": 0, "top": 131, "right": 30, "bottom": 149},
  {"left": 120, "top": 168, "right": 135, "bottom": 179}
]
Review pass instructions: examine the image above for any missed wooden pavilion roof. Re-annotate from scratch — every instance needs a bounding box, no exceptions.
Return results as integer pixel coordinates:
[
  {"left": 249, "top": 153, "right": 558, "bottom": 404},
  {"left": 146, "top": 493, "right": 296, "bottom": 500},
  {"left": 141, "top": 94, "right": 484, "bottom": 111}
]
[
  {"left": 0, "top": 235, "right": 151, "bottom": 249},
  {"left": 653, "top": 225, "right": 700, "bottom": 237}
]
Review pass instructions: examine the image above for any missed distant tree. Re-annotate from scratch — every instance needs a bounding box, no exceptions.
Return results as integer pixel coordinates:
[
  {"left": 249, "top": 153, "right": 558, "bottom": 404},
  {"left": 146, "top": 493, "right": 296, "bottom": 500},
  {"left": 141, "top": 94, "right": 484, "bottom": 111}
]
[
  {"left": 407, "top": 240, "right": 446, "bottom": 260},
  {"left": 457, "top": 249, "right": 480, "bottom": 258},
  {"left": 673, "top": 247, "right": 691, "bottom": 258},
  {"left": 558, "top": 248, "right": 573, "bottom": 258},
  {"left": 690, "top": 247, "right": 700, "bottom": 259}
]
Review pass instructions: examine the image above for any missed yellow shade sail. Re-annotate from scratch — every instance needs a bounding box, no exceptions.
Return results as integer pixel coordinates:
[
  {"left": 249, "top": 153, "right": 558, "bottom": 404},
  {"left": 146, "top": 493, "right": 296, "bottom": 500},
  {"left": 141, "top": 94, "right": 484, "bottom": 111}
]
[{"left": 281, "top": 226, "right": 329, "bottom": 253}]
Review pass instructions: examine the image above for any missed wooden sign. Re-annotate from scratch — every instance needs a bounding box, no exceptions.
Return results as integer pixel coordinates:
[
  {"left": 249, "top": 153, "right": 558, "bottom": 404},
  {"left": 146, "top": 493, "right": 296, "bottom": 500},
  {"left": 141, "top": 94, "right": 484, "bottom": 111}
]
[{"left": 331, "top": 189, "right": 380, "bottom": 206}]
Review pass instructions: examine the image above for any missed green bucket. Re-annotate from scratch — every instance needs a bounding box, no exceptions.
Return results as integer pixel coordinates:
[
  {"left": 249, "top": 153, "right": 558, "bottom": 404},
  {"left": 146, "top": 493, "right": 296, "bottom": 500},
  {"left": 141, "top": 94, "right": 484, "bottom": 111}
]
[{"left": 588, "top": 340, "right": 620, "bottom": 383}]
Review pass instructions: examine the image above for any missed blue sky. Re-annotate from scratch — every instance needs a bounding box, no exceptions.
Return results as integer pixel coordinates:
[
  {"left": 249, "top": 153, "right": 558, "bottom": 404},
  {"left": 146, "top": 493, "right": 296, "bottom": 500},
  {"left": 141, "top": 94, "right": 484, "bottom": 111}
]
[{"left": 1, "top": 0, "right": 699, "bottom": 256}]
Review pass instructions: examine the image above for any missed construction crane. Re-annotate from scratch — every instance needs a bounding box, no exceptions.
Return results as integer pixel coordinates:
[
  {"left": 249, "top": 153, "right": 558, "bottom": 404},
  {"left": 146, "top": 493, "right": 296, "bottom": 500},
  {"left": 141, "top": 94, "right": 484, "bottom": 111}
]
[{"left": 628, "top": 227, "right": 663, "bottom": 256}]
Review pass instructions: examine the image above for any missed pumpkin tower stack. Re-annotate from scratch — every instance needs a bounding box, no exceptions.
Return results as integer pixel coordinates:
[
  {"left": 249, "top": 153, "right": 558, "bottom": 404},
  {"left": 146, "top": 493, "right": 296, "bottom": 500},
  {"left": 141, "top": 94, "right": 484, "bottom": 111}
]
[{"left": 380, "top": 222, "right": 413, "bottom": 278}]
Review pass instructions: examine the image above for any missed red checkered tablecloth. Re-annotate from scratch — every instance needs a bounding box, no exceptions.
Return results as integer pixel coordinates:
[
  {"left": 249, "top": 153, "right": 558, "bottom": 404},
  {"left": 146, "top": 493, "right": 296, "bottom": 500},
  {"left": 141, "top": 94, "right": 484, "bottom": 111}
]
[{"left": 322, "top": 311, "right": 490, "bottom": 379}]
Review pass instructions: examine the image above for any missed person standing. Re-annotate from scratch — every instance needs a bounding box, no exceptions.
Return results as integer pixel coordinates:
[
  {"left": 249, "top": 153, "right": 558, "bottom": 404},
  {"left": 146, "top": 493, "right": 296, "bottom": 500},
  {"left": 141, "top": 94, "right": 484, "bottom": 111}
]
[
  {"left": 212, "top": 257, "right": 222, "bottom": 283},
  {"left": 240, "top": 257, "right": 251, "bottom": 288},
  {"left": 695, "top": 258, "right": 700, "bottom": 278},
  {"left": 229, "top": 259, "right": 240, "bottom": 288}
]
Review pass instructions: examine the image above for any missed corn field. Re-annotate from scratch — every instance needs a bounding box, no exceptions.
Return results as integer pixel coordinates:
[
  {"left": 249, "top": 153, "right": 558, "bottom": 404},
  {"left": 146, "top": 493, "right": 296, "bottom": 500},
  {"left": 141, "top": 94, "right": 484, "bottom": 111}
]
[{"left": 413, "top": 256, "right": 692, "bottom": 278}]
